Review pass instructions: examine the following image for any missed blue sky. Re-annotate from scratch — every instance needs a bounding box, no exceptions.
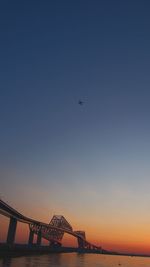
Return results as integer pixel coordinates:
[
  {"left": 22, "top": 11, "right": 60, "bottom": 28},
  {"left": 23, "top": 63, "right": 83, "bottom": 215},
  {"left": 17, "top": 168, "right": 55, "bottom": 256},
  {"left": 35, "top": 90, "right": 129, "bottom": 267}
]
[{"left": 1, "top": 0, "right": 150, "bottom": 252}]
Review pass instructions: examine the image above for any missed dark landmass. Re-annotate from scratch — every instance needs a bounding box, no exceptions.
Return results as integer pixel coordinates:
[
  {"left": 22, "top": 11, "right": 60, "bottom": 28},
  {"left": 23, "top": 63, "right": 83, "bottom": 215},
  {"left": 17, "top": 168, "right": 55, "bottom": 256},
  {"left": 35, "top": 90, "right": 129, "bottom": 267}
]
[{"left": 0, "top": 244, "right": 150, "bottom": 259}]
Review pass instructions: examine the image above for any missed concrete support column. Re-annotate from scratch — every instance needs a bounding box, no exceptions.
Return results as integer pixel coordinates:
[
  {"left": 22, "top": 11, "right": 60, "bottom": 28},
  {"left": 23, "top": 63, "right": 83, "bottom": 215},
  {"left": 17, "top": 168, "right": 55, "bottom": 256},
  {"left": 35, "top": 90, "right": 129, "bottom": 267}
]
[
  {"left": 28, "top": 229, "right": 34, "bottom": 246},
  {"left": 77, "top": 237, "right": 84, "bottom": 249},
  {"left": 7, "top": 217, "right": 17, "bottom": 246},
  {"left": 37, "top": 231, "right": 42, "bottom": 246}
]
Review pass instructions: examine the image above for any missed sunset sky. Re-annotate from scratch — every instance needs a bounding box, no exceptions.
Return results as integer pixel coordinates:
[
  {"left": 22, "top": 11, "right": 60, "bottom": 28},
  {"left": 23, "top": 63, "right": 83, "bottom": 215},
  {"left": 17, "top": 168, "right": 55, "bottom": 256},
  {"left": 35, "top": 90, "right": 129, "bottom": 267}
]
[{"left": 1, "top": 0, "right": 150, "bottom": 254}]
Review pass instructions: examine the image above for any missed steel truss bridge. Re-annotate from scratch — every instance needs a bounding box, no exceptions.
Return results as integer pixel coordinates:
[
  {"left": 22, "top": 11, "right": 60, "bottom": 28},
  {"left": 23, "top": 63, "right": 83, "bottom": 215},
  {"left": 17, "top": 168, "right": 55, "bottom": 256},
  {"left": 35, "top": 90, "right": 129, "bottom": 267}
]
[{"left": 0, "top": 199, "right": 101, "bottom": 251}]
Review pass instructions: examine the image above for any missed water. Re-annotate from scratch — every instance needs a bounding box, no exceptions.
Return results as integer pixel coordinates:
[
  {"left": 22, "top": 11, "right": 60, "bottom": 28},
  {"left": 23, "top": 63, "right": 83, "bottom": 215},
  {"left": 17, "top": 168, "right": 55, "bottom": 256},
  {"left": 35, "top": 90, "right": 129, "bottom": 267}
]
[{"left": 0, "top": 253, "right": 150, "bottom": 267}]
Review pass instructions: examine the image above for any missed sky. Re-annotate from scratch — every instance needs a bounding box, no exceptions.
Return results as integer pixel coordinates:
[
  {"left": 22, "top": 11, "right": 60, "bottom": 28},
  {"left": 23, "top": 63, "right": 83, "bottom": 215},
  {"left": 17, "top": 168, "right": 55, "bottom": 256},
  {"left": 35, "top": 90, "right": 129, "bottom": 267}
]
[{"left": 1, "top": 0, "right": 150, "bottom": 253}]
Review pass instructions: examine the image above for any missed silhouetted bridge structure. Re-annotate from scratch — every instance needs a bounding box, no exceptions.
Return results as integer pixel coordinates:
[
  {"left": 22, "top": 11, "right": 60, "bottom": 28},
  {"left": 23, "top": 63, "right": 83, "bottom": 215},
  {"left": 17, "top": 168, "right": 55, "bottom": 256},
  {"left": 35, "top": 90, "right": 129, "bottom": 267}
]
[{"left": 0, "top": 199, "right": 102, "bottom": 253}]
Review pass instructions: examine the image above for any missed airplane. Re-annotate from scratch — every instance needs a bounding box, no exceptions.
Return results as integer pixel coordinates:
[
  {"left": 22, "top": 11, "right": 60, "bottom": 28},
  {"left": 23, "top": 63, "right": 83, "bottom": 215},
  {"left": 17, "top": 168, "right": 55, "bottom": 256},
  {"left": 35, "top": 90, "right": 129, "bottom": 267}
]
[{"left": 78, "top": 100, "right": 84, "bottom": 105}]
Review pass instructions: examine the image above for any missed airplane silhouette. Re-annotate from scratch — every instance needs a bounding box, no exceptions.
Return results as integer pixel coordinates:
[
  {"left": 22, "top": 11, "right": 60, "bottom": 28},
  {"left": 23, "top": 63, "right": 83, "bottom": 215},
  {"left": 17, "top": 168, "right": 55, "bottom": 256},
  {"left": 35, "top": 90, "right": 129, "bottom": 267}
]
[{"left": 78, "top": 100, "right": 84, "bottom": 105}]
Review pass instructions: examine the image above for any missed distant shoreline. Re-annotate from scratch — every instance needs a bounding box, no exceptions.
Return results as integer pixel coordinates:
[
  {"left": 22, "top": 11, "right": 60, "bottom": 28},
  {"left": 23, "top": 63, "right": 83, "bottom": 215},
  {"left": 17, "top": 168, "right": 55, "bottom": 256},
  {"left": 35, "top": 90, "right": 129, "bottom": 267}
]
[{"left": 0, "top": 244, "right": 150, "bottom": 259}]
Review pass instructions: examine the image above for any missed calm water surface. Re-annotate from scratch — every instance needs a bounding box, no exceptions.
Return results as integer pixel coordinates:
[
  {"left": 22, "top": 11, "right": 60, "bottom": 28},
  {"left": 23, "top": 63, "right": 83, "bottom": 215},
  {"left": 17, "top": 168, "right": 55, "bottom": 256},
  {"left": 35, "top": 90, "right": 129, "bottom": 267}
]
[{"left": 0, "top": 253, "right": 150, "bottom": 267}]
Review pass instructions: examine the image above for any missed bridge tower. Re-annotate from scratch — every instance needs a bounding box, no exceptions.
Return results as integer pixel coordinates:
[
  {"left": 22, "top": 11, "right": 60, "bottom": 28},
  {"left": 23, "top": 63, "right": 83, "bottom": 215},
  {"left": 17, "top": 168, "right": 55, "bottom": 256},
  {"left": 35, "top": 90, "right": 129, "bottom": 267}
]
[{"left": 48, "top": 215, "right": 72, "bottom": 247}]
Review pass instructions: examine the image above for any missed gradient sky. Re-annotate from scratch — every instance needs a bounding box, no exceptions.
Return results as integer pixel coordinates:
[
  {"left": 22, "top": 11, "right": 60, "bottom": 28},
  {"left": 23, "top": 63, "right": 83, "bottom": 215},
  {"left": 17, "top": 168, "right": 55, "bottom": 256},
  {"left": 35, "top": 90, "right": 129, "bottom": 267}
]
[{"left": 1, "top": 0, "right": 150, "bottom": 253}]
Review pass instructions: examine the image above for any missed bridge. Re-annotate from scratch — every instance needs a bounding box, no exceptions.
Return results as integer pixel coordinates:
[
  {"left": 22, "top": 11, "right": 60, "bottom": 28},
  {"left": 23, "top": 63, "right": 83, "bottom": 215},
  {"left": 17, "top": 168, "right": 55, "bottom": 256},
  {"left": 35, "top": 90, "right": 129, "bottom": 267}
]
[{"left": 0, "top": 199, "right": 102, "bottom": 252}]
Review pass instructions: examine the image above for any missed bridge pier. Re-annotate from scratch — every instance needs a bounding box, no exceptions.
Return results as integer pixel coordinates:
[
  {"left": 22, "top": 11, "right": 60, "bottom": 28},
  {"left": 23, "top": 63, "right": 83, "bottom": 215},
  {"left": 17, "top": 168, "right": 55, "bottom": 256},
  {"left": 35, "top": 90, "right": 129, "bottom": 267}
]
[
  {"left": 7, "top": 217, "right": 17, "bottom": 246},
  {"left": 77, "top": 237, "right": 85, "bottom": 249},
  {"left": 37, "top": 231, "right": 42, "bottom": 246},
  {"left": 74, "top": 231, "right": 86, "bottom": 249},
  {"left": 28, "top": 229, "right": 34, "bottom": 246}
]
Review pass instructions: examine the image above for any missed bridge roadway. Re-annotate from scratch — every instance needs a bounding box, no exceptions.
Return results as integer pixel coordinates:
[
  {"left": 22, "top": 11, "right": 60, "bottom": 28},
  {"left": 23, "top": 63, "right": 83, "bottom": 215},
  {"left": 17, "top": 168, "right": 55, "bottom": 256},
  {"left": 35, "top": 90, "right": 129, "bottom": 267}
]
[{"left": 0, "top": 199, "right": 101, "bottom": 251}]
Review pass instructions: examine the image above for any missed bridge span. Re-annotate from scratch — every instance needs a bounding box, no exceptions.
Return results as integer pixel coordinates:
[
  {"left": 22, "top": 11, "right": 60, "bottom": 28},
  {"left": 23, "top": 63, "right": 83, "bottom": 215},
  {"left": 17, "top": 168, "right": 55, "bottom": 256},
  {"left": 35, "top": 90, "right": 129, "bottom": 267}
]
[{"left": 0, "top": 199, "right": 101, "bottom": 252}]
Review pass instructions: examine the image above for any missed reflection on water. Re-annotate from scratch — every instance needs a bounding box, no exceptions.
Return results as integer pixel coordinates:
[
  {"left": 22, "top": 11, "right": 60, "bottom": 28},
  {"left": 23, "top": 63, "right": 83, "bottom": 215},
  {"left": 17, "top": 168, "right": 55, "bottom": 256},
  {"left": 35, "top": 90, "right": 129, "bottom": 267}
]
[{"left": 0, "top": 253, "right": 150, "bottom": 267}]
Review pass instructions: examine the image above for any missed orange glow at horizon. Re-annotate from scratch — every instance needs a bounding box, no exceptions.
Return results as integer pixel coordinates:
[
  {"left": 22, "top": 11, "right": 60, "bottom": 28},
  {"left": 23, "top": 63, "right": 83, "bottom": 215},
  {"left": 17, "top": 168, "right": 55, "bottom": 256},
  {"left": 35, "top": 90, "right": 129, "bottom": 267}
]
[{"left": 1, "top": 214, "right": 150, "bottom": 254}]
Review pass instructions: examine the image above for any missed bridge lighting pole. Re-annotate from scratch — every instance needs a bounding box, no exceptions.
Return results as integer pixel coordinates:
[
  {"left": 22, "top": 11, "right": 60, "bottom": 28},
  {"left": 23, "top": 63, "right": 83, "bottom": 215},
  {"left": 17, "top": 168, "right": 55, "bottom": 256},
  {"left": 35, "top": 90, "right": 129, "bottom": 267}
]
[{"left": 6, "top": 217, "right": 17, "bottom": 246}]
